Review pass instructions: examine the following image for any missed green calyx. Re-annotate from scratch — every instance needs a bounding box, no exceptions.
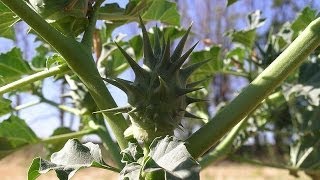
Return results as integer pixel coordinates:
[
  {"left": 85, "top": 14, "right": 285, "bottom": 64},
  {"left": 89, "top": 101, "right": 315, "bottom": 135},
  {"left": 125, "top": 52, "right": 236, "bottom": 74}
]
[{"left": 103, "top": 17, "right": 208, "bottom": 143}]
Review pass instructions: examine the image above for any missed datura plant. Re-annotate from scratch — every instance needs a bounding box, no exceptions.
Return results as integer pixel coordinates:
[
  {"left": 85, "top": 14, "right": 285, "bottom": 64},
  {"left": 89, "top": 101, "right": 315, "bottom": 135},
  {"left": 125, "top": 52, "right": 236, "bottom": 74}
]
[
  {"left": 29, "top": 0, "right": 93, "bottom": 36},
  {"left": 98, "top": 18, "right": 208, "bottom": 144}
]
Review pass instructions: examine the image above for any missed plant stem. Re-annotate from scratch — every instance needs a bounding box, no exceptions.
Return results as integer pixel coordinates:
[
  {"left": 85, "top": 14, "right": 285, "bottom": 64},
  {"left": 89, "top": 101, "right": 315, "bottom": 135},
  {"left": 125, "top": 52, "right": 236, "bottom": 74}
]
[
  {"left": 81, "top": 0, "right": 104, "bottom": 48},
  {"left": 92, "top": 114, "right": 124, "bottom": 168},
  {"left": 14, "top": 100, "right": 41, "bottom": 111},
  {"left": 41, "top": 97, "right": 83, "bottom": 116},
  {"left": 186, "top": 17, "right": 320, "bottom": 158},
  {"left": 1, "top": 0, "right": 130, "bottom": 150},
  {"left": 0, "top": 64, "right": 70, "bottom": 95},
  {"left": 41, "top": 129, "right": 94, "bottom": 144},
  {"left": 199, "top": 119, "right": 247, "bottom": 169}
]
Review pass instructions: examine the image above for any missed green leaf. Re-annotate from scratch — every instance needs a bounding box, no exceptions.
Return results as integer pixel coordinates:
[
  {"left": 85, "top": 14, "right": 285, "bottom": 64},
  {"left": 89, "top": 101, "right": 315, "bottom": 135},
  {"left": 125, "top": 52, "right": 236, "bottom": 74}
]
[
  {"left": 227, "top": 0, "right": 238, "bottom": 6},
  {"left": 189, "top": 45, "right": 221, "bottom": 87},
  {"left": 0, "top": 96, "right": 12, "bottom": 116},
  {"left": 28, "top": 157, "right": 42, "bottom": 180},
  {"left": 120, "top": 137, "right": 200, "bottom": 179},
  {"left": 0, "top": 48, "right": 33, "bottom": 86},
  {"left": 99, "top": 0, "right": 180, "bottom": 36},
  {"left": 142, "top": 0, "right": 180, "bottom": 26},
  {"left": 144, "top": 136, "right": 200, "bottom": 180},
  {"left": 28, "top": 139, "right": 119, "bottom": 180},
  {"left": 46, "top": 54, "right": 66, "bottom": 68},
  {"left": 227, "top": 29, "right": 256, "bottom": 48},
  {"left": 0, "top": 115, "right": 39, "bottom": 159},
  {"left": 31, "top": 45, "right": 50, "bottom": 69},
  {"left": 0, "top": 2, "right": 19, "bottom": 39},
  {"left": 291, "top": 7, "right": 318, "bottom": 39},
  {"left": 226, "top": 47, "right": 246, "bottom": 63}
]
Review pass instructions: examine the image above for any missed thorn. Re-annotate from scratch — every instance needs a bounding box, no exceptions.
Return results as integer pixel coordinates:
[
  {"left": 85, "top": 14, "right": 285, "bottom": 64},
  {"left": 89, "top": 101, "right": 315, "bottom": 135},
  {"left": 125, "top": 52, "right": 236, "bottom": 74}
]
[
  {"left": 186, "top": 96, "right": 208, "bottom": 105},
  {"left": 103, "top": 77, "right": 140, "bottom": 95},
  {"left": 169, "top": 41, "right": 199, "bottom": 73},
  {"left": 154, "top": 26, "right": 161, "bottom": 58},
  {"left": 161, "top": 34, "right": 166, "bottom": 55},
  {"left": 115, "top": 78, "right": 141, "bottom": 95},
  {"left": 170, "top": 25, "right": 192, "bottom": 62},
  {"left": 128, "top": 107, "right": 138, "bottom": 114},
  {"left": 93, "top": 105, "right": 132, "bottom": 114},
  {"left": 180, "top": 59, "right": 211, "bottom": 82},
  {"left": 139, "top": 16, "right": 155, "bottom": 68},
  {"left": 114, "top": 42, "right": 146, "bottom": 79},
  {"left": 159, "top": 38, "right": 171, "bottom": 69},
  {"left": 186, "top": 77, "right": 211, "bottom": 88},
  {"left": 102, "top": 77, "right": 128, "bottom": 93},
  {"left": 176, "top": 87, "right": 203, "bottom": 96},
  {"left": 154, "top": 76, "right": 169, "bottom": 97},
  {"left": 184, "top": 111, "right": 203, "bottom": 119}
]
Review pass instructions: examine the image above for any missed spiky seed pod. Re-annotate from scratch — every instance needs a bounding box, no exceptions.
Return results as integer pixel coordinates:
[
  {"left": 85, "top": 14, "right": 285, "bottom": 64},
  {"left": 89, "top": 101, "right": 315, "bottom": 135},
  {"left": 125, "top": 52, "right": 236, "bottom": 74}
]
[{"left": 103, "top": 18, "right": 208, "bottom": 144}]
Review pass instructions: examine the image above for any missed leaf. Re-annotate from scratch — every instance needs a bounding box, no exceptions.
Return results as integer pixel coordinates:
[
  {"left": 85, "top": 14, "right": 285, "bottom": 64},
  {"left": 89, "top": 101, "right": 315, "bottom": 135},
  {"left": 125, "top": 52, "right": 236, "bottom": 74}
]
[
  {"left": 142, "top": 0, "right": 180, "bottom": 26},
  {"left": 226, "top": 47, "right": 246, "bottom": 63},
  {"left": 0, "top": 115, "right": 39, "bottom": 159},
  {"left": 144, "top": 136, "right": 200, "bottom": 180},
  {"left": 45, "top": 127, "right": 75, "bottom": 157},
  {"left": 46, "top": 54, "right": 66, "bottom": 68},
  {"left": 31, "top": 45, "right": 50, "bottom": 69},
  {"left": 121, "top": 142, "right": 144, "bottom": 164},
  {"left": 28, "top": 139, "right": 119, "bottom": 180},
  {"left": 189, "top": 45, "right": 221, "bottom": 87},
  {"left": 119, "top": 142, "right": 144, "bottom": 179},
  {"left": 119, "top": 137, "right": 200, "bottom": 179},
  {"left": 291, "top": 7, "right": 318, "bottom": 39},
  {"left": 227, "top": 0, "right": 238, "bottom": 6},
  {"left": 247, "top": 10, "right": 265, "bottom": 30},
  {"left": 0, "top": 96, "right": 12, "bottom": 116},
  {"left": 0, "top": 48, "right": 33, "bottom": 86},
  {"left": 99, "top": 0, "right": 180, "bottom": 36},
  {"left": 298, "top": 60, "right": 320, "bottom": 86},
  {"left": 227, "top": 29, "right": 256, "bottom": 48},
  {"left": 284, "top": 60, "right": 320, "bottom": 107},
  {"left": 0, "top": 2, "right": 20, "bottom": 39},
  {"left": 120, "top": 162, "right": 142, "bottom": 180}
]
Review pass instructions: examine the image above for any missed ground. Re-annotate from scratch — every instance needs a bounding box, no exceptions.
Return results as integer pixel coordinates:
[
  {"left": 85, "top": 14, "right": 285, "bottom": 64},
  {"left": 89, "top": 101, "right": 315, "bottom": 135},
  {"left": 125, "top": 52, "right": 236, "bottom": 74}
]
[{"left": 0, "top": 145, "right": 310, "bottom": 180}]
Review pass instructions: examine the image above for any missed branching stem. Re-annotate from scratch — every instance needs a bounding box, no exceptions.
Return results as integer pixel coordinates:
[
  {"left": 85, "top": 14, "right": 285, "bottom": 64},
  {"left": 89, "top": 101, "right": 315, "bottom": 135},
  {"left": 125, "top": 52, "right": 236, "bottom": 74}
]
[
  {"left": 0, "top": 64, "right": 70, "bottom": 95},
  {"left": 0, "top": 0, "right": 130, "bottom": 154},
  {"left": 187, "top": 17, "right": 320, "bottom": 158}
]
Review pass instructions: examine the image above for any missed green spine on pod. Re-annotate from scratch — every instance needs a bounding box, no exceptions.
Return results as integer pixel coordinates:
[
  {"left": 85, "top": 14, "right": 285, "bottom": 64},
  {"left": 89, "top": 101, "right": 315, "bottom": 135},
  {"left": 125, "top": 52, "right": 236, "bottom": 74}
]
[{"left": 102, "top": 17, "right": 208, "bottom": 144}]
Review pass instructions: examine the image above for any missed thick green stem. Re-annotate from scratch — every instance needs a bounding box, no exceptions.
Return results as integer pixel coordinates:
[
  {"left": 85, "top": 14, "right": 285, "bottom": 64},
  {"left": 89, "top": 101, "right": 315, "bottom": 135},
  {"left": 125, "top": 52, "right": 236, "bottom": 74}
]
[
  {"left": 199, "top": 119, "right": 247, "bottom": 168},
  {"left": 0, "top": 64, "right": 70, "bottom": 95},
  {"left": 0, "top": 0, "right": 129, "bottom": 150},
  {"left": 186, "top": 18, "right": 320, "bottom": 158},
  {"left": 40, "top": 129, "right": 94, "bottom": 144}
]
